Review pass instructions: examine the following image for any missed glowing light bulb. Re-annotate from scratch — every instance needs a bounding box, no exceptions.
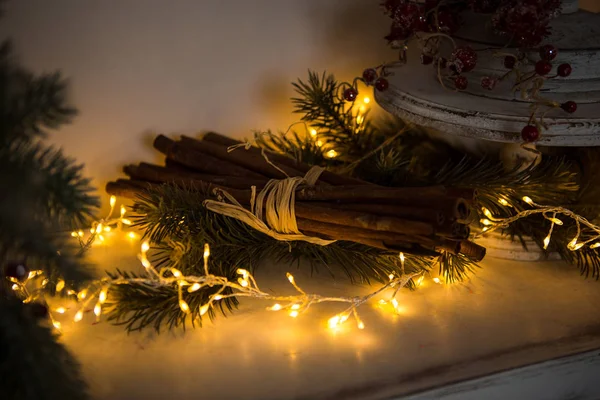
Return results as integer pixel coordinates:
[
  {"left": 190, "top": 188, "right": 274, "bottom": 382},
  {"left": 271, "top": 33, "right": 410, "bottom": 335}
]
[
  {"left": 74, "top": 310, "right": 83, "bottom": 322},
  {"left": 78, "top": 230, "right": 84, "bottom": 237},
  {"left": 238, "top": 278, "right": 249, "bottom": 287},
  {"left": 71, "top": 231, "right": 78, "bottom": 237},
  {"left": 316, "top": 140, "right": 323, "bottom": 147},
  {"left": 291, "top": 304, "right": 301, "bottom": 310},
  {"left": 590, "top": 243, "right": 600, "bottom": 249},
  {"left": 199, "top": 304, "right": 209, "bottom": 316},
  {"left": 309, "top": 129, "right": 318, "bottom": 137},
  {"left": 388, "top": 273, "right": 394, "bottom": 281},
  {"left": 568, "top": 237, "right": 578, "bottom": 250},
  {"left": 498, "top": 198, "right": 509, "bottom": 206},
  {"left": 236, "top": 268, "right": 248, "bottom": 277},
  {"left": 391, "top": 298, "right": 399, "bottom": 309},
  {"left": 120, "top": 205, "right": 126, "bottom": 217},
  {"left": 41, "top": 279, "right": 49, "bottom": 287},
  {"left": 171, "top": 269, "right": 182, "bottom": 278},
  {"left": 204, "top": 243, "right": 210, "bottom": 259},
  {"left": 543, "top": 236, "right": 551, "bottom": 250},
  {"left": 359, "top": 105, "right": 366, "bottom": 113},
  {"left": 11, "top": 284, "right": 19, "bottom": 291},
  {"left": 289, "top": 310, "right": 299, "bottom": 318},
  {"left": 213, "top": 295, "right": 222, "bottom": 301},
  {"left": 416, "top": 276, "right": 424, "bottom": 286},
  {"left": 141, "top": 256, "right": 151, "bottom": 269},
  {"left": 98, "top": 234, "right": 105, "bottom": 242},
  {"left": 480, "top": 219, "right": 493, "bottom": 226},
  {"left": 99, "top": 289, "right": 108, "bottom": 303},
  {"left": 357, "top": 320, "right": 365, "bottom": 330},
  {"left": 363, "top": 96, "right": 371, "bottom": 104},
  {"left": 188, "top": 283, "right": 201, "bottom": 292},
  {"left": 433, "top": 277, "right": 441, "bottom": 284},
  {"left": 177, "top": 280, "right": 189, "bottom": 287},
  {"left": 328, "top": 315, "right": 341, "bottom": 329},
  {"left": 547, "top": 217, "right": 563, "bottom": 225},
  {"left": 55, "top": 307, "right": 66, "bottom": 314},
  {"left": 482, "top": 208, "right": 493, "bottom": 219},
  {"left": 268, "top": 304, "right": 282, "bottom": 311},
  {"left": 94, "top": 302, "right": 102, "bottom": 317},
  {"left": 399, "top": 252, "right": 405, "bottom": 264},
  {"left": 378, "top": 299, "right": 387, "bottom": 305},
  {"left": 179, "top": 300, "right": 190, "bottom": 313},
  {"left": 96, "top": 223, "right": 103, "bottom": 234},
  {"left": 110, "top": 195, "right": 116, "bottom": 207},
  {"left": 121, "top": 219, "right": 132, "bottom": 225},
  {"left": 53, "top": 321, "right": 62, "bottom": 330},
  {"left": 522, "top": 196, "right": 534, "bottom": 205},
  {"left": 326, "top": 149, "right": 337, "bottom": 158},
  {"left": 128, "top": 232, "right": 136, "bottom": 239},
  {"left": 356, "top": 115, "right": 364, "bottom": 124},
  {"left": 141, "top": 241, "right": 150, "bottom": 253},
  {"left": 77, "top": 289, "right": 87, "bottom": 301},
  {"left": 286, "top": 273, "right": 295, "bottom": 284}
]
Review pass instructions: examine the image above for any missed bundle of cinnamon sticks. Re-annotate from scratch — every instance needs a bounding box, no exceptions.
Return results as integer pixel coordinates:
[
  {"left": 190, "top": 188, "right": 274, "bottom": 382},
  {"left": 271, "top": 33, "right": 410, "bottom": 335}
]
[{"left": 106, "top": 132, "right": 486, "bottom": 261}]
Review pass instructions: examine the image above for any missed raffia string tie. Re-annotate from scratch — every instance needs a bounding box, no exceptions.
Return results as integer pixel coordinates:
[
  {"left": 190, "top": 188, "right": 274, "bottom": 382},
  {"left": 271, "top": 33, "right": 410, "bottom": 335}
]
[{"left": 203, "top": 166, "right": 336, "bottom": 246}]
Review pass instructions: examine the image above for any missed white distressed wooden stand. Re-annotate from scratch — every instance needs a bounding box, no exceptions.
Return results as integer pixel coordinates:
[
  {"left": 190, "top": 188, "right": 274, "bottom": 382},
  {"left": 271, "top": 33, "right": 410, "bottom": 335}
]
[{"left": 376, "top": 1, "right": 600, "bottom": 261}]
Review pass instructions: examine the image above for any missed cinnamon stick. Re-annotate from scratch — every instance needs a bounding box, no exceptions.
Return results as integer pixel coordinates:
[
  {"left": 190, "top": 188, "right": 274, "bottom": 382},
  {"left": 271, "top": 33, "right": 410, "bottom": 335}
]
[
  {"left": 179, "top": 135, "right": 306, "bottom": 180},
  {"left": 153, "top": 135, "right": 266, "bottom": 179},
  {"left": 337, "top": 203, "right": 446, "bottom": 226},
  {"left": 201, "top": 132, "right": 373, "bottom": 187},
  {"left": 296, "top": 184, "right": 447, "bottom": 203},
  {"left": 124, "top": 163, "right": 267, "bottom": 190}
]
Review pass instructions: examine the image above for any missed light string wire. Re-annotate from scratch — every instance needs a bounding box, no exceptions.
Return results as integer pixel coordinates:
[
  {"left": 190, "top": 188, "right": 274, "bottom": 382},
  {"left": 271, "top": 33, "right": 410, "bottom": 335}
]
[
  {"left": 478, "top": 196, "right": 600, "bottom": 251},
  {"left": 66, "top": 242, "right": 420, "bottom": 331}
]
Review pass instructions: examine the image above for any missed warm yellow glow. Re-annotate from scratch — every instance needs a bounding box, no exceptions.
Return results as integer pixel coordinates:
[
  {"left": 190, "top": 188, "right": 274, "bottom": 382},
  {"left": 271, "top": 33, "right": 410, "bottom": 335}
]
[
  {"left": 98, "top": 234, "right": 105, "bottom": 242},
  {"left": 498, "top": 198, "right": 509, "bottom": 206},
  {"left": 378, "top": 299, "right": 387, "bottom": 305},
  {"left": 547, "top": 217, "right": 563, "bottom": 225},
  {"left": 41, "top": 278, "right": 49, "bottom": 286},
  {"left": 238, "top": 278, "right": 249, "bottom": 287},
  {"left": 357, "top": 320, "right": 365, "bottom": 330},
  {"left": 399, "top": 252, "right": 405, "bottom": 264},
  {"left": 591, "top": 243, "right": 600, "bottom": 249},
  {"left": 522, "top": 196, "right": 534, "bottom": 205},
  {"left": 316, "top": 140, "right": 323, "bottom": 147},
  {"left": 128, "top": 232, "right": 136, "bottom": 239},
  {"left": 289, "top": 310, "right": 299, "bottom": 318},
  {"left": 27, "top": 270, "right": 42, "bottom": 280},
  {"left": 213, "top": 295, "right": 222, "bottom": 301},
  {"left": 433, "top": 277, "right": 441, "bottom": 284},
  {"left": 482, "top": 226, "right": 490, "bottom": 232},
  {"left": 480, "top": 219, "right": 493, "bottom": 226},
  {"left": 77, "top": 289, "right": 87, "bottom": 301},
  {"left": 78, "top": 230, "right": 84, "bottom": 237},
  {"left": 286, "top": 273, "right": 295, "bottom": 284},
  {"left": 268, "top": 303, "right": 282, "bottom": 311},
  {"left": 326, "top": 149, "right": 338, "bottom": 158},
  {"left": 71, "top": 231, "right": 78, "bottom": 237},
  {"left": 359, "top": 105, "right": 366, "bottom": 113},
  {"left": 55, "top": 307, "right": 66, "bottom": 314},
  {"left": 391, "top": 298, "right": 399, "bottom": 309},
  {"left": 102, "top": 226, "right": 111, "bottom": 232},
  {"left": 110, "top": 195, "right": 116, "bottom": 208},
  {"left": 356, "top": 115, "right": 364, "bottom": 124},
  {"left": 416, "top": 276, "right": 424, "bottom": 286},
  {"left": 96, "top": 223, "right": 103, "bottom": 234},
  {"left": 236, "top": 268, "right": 249, "bottom": 277},
  {"left": 99, "top": 289, "right": 108, "bottom": 303},
  {"left": 363, "top": 96, "right": 371, "bottom": 104},
  {"left": 74, "top": 310, "right": 83, "bottom": 322},
  {"left": 90, "top": 227, "right": 95, "bottom": 234},
  {"left": 291, "top": 304, "right": 300, "bottom": 310},
  {"left": 140, "top": 256, "right": 152, "bottom": 269},
  {"left": 568, "top": 237, "right": 578, "bottom": 250},
  {"left": 309, "top": 128, "right": 318, "bottom": 137},
  {"left": 388, "top": 273, "right": 394, "bottom": 281},
  {"left": 188, "top": 283, "right": 201, "bottom": 292},
  {"left": 543, "top": 236, "right": 551, "bottom": 250},
  {"left": 177, "top": 280, "right": 189, "bottom": 287},
  {"left": 328, "top": 315, "right": 341, "bottom": 329},
  {"left": 67, "top": 290, "right": 77, "bottom": 296},
  {"left": 179, "top": 299, "right": 190, "bottom": 313},
  {"left": 141, "top": 241, "right": 150, "bottom": 253},
  {"left": 121, "top": 219, "right": 132, "bottom": 225},
  {"left": 53, "top": 321, "right": 62, "bottom": 330},
  {"left": 120, "top": 205, "right": 127, "bottom": 217},
  {"left": 94, "top": 302, "right": 102, "bottom": 317},
  {"left": 171, "top": 268, "right": 182, "bottom": 278},
  {"left": 200, "top": 304, "right": 209, "bottom": 316},
  {"left": 11, "top": 284, "right": 19, "bottom": 291},
  {"left": 204, "top": 243, "right": 210, "bottom": 259},
  {"left": 482, "top": 207, "right": 493, "bottom": 219}
]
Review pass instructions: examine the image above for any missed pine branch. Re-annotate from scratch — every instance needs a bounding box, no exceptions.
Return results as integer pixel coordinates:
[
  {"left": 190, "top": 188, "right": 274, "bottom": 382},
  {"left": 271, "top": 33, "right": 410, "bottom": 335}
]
[{"left": 254, "top": 129, "right": 327, "bottom": 167}]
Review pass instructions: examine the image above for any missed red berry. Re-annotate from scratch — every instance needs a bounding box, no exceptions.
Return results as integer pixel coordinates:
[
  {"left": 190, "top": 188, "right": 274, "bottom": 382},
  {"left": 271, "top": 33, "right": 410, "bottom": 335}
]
[
  {"left": 375, "top": 77, "right": 389, "bottom": 91},
  {"left": 481, "top": 76, "right": 497, "bottom": 90},
  {"left": 561, "top": 101, "right": 577, "bottom": 113},
  {"left": 343, "top": 87, "right": 358, "bottom": 102},
  {"left": 420, "top": 54, "right": 433, "bottom": 65},
  {"left": 535, "top": 60, "right": 552, "bottom": 75},
  {"left": 454, "top": 76, "right": 468, "bottom": 90},
  {"left": 557, "top": 64, "right": 572, "bottom": 77},
  {"left": 451, "top": 46, "right": 478, "bottom": 73},
  {"left": 362, "top": 68, "right": 378, "bottom": 84},
  {"left": 539, "top": 44, "right": 558, "bottom": 61},
  {"left": 521, "top": 125, "right": 540, "bottom": 142},
  {"left": 503, "top": 56, "right": 516, "bottom": 69}
]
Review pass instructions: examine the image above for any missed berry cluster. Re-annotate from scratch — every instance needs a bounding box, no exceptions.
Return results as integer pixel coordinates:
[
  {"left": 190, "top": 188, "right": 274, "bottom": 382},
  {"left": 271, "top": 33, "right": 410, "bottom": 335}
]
[
  {"left": 343, "top": 67, "right": 390, "bottom": 102},
  {"left": 382, "top": 0, "right": 560, "bottom": 47}
]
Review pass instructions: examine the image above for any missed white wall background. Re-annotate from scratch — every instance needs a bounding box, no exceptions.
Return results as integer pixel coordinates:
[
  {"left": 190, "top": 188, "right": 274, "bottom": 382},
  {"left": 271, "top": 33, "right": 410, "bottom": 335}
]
[{"left": 0, "top": 0, "right": 392, "bottom": 192}]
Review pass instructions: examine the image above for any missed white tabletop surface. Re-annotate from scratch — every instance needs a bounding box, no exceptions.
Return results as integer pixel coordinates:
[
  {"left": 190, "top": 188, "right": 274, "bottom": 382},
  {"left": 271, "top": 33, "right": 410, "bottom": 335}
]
[{"left": 57, "top": 234, "right": 600, "bottom": 400}]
